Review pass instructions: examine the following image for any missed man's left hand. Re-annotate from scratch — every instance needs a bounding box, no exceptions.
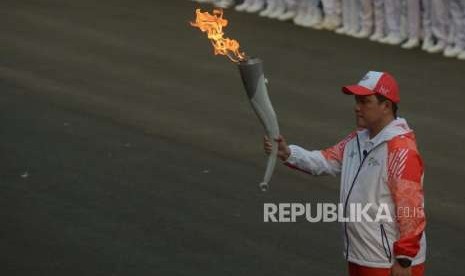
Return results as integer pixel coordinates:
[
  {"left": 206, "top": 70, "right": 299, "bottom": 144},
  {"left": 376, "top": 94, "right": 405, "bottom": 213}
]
[{"left": 391, "top": 260, "right": 411, "bottom": 276}]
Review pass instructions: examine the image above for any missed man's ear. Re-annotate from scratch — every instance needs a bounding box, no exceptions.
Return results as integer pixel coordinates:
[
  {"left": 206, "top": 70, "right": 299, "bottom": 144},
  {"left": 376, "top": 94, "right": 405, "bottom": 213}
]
[{"left": 383, "top": 100, "right": 392, "bottom": 114}]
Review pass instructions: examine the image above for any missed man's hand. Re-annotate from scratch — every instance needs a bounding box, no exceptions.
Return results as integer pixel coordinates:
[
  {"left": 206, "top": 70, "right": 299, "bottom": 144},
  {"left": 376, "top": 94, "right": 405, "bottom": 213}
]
[
  {"left": 263, "top": 135, "right": 291, "bottom": 162},
  {"left": 391, "top": 260, "right": 411, "bottom": 276}
]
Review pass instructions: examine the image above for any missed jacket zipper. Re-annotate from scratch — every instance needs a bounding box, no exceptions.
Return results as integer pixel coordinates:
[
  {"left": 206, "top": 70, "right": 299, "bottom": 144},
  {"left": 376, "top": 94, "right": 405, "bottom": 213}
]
[
  {"left": 380, "top": 224, "right": 392, "bottom": 262},
  {"left": 344, "top": 135, "right": 364, "bottom": 260},
  {"left": 343, "top": 135, "right": 384, "bottom": 260}
]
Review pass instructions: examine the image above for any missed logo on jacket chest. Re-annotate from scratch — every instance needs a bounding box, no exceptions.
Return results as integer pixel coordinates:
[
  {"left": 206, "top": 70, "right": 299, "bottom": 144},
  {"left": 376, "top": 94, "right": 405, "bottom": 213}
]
[{"left": 367, "top": 157, "right": 380, "bottom": 167}]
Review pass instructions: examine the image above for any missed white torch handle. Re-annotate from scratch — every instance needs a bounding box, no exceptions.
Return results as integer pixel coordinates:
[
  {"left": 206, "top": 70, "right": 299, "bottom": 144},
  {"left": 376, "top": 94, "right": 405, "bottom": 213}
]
[
  {"left": 249, "top": 75, "right": 280, "bottom": 191},
  {"left": 238, "top": 58, "right": 280, "bottom": 191}
]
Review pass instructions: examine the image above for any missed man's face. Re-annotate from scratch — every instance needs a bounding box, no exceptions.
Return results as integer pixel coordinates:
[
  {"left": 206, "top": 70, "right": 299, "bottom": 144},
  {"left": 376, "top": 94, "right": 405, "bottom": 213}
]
[{"left": 354, "top": 95, "right": 387, "bottom": 129}]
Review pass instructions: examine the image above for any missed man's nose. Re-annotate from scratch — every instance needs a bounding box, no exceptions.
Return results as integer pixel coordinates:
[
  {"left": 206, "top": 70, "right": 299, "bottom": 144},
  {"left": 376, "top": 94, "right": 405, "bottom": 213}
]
[{"left": 354, "top": 103, "right": 361, "bottom": 112}]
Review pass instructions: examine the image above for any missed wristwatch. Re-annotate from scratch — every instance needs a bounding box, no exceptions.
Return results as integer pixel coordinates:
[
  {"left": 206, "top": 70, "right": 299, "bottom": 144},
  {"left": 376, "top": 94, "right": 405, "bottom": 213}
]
[{"left": 396, "top": 258, "right": 412, "bottom": 268}]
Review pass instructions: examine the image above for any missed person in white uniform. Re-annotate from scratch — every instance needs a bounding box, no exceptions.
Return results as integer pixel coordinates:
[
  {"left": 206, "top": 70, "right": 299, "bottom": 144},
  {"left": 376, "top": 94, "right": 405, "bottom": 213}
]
[
  {"left": 420, "top": 0, "right": 434, "bottom": 50},
  {"left": 321, "top": 0, "right": 342, "bottom": 30},
  {"left": 379, "top": 0, "right": 403, "bottom": 45},
  {"left": 266, "top": 0, "right": 287, "bottom": 18},
  {"left": 191, "top": 0, "right": 215, "bottom": 3},
  {"left": 261, "top": 0, "right": 297, "bottom": 19},
  {"left": 400, "top": 0, "right": 421, "bottom": 49},
  {"left": 458, "top": 0, "right": 465, "bottom": 60},
  {"left": 293, "top": 0, "right": 309, "bottom": 25},
  {"left": 370, "top": 0, "right": 384, "bottom": 42},
  {"left": 353, "top": 0, "right": 374, "bottom": 38},
  {"left": 444, "top": 0, "right": 465, "bottom": 57},
  {"left": 295, "top": 0, "right": 323, "bottom": 28},
  {"left": 235, "top": 0, "right": 265, "bottom": 13},
  {"left": 260, "top": 0, "right": 281, "bottom": 17},
  {"left": 213, "top": 0, "right": 235, "bottom": 8},
  {"left": 278, "top": 0, "right": 299, "bottom": 21},
  {"left": 422, "top": 0, "right": 449, "bottom": 53},
  {"left": 335, "top": 0, "right": 359, "bottom": 35}
]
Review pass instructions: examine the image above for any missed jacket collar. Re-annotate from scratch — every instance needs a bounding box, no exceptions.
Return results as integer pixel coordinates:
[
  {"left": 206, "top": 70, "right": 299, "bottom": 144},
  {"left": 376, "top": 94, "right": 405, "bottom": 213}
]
[{"left": 357, "top": 117, "right": 412, "bottom": 150}]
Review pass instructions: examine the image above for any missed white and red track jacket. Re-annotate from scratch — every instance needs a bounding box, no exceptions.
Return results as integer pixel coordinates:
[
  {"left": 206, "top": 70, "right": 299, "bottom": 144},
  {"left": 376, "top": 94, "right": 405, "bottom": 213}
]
[{"left": 284, "top": 118, "right": 426, "bottom": 268}]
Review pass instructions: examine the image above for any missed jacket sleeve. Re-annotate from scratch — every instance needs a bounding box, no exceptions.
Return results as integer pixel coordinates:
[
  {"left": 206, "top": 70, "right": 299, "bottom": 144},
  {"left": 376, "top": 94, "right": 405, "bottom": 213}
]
[
  {"left": 283, "top": 132, "right": 356, "bottom": 176},
  {"left": 387, "top": 136, "right": 426, "bottom": 260}
]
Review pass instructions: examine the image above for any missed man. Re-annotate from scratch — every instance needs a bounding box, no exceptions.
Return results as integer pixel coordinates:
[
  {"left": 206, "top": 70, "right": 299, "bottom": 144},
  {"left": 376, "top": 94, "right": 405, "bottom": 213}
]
[{"left": 264, "top": 71, "right": 426, "bottom": 276}]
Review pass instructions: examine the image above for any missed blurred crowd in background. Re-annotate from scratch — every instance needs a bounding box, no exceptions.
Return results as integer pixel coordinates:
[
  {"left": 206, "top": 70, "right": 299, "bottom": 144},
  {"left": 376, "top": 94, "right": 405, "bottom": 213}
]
[{"left": 191, "top": 0, "right": 465, "bottom": 60}]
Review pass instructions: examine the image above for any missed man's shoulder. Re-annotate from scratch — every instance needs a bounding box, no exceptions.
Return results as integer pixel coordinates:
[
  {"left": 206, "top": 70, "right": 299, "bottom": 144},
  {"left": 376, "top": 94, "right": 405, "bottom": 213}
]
[
  {"left": 387, "top": 132, "right": 424, "bottom": 181},
  {"left": 387, "top": 132, "right": 419, "bottom": 154},
  {"left": 335, "top": 130, "right": 358, "bottom": 149}
]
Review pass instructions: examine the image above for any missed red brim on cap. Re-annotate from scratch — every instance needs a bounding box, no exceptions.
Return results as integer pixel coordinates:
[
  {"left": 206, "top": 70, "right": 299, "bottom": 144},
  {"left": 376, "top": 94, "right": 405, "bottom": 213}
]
[{"left": 342, "top": 85, "right": 375, "bottom": 96}]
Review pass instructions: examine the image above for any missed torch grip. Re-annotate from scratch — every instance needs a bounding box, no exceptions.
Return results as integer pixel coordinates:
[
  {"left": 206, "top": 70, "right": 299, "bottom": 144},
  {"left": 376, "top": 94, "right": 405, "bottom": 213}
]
[
  {"left": 249, "top": 78, "right": 279, "bottom": 191},
  {"left": 238, "top": 58, "right": 280, "bottom": 191}
]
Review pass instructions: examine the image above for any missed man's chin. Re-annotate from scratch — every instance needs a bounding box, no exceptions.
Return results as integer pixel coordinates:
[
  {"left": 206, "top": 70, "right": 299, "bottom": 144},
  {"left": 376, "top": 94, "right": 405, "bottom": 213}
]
[{"left": 356, "top": 119, "right": 366, "bottom": 129}]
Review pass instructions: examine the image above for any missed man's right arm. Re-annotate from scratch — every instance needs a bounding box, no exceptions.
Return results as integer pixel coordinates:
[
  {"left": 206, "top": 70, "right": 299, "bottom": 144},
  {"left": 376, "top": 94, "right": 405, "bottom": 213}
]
[{"left": 264, "top": 132, "right": 356, "bottom": 176}]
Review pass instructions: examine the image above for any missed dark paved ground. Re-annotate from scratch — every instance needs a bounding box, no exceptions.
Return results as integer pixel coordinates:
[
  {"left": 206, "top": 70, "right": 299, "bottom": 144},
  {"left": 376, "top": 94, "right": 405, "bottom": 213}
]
[{"left": 2, "top": 0, "right": 465, "bottom": 275}]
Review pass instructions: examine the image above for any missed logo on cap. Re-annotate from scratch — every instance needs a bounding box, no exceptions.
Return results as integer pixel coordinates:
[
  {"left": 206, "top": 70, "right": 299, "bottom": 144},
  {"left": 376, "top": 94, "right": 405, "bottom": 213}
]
[{"left": 378, "top": 85, "right": 390, "bottom": 96}]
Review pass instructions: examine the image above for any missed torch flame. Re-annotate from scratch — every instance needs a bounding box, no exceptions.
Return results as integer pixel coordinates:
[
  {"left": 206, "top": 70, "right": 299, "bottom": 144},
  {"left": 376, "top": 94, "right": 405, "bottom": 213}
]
[{"left": 190, "top": 9, "right": 246, "bottom": 63}]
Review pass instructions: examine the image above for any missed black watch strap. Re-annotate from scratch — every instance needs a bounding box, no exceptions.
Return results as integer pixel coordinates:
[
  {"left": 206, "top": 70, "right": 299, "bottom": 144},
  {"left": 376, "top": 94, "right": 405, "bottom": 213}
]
[{"left": 396, "top": 258, "right": 412, "bottom": 268}]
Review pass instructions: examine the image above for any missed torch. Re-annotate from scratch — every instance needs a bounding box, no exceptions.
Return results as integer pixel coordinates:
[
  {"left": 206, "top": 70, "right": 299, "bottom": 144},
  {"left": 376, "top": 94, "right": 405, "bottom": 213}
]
[{"left": 191, "top": 9, "right": 280, "bottom": 191}]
